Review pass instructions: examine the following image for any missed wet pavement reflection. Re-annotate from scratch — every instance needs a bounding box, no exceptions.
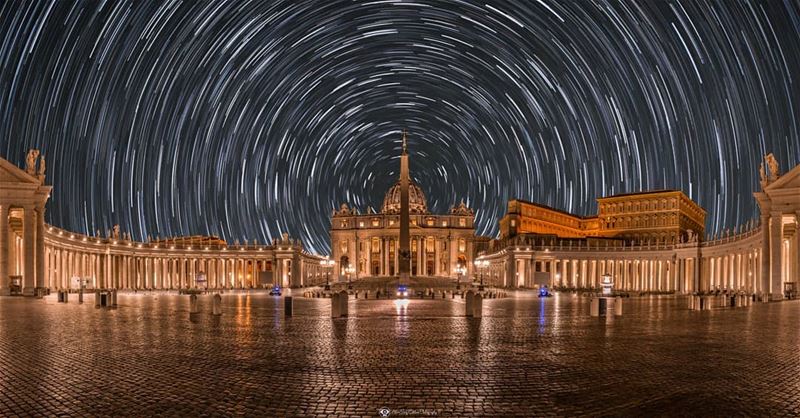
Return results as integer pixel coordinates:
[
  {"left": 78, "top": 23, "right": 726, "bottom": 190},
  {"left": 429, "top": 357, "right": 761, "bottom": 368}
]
[{"left": 0, "top": 291, "right": 797, "bottom": 416}]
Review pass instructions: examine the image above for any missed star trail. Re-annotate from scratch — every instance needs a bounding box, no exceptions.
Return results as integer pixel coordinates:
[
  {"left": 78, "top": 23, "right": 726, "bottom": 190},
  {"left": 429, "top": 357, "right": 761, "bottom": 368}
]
[{"left": 1, "top": 0, "right": 799, "bottom": 254}]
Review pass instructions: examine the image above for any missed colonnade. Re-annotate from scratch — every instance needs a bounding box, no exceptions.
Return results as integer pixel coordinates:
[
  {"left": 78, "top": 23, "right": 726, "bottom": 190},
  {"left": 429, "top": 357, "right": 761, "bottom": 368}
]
[
  {"left": 476, "top": 225, "right": 768, "bottom": 294},
  {"left": 33, "top": 228, "right": 328, "bottom": 291}
]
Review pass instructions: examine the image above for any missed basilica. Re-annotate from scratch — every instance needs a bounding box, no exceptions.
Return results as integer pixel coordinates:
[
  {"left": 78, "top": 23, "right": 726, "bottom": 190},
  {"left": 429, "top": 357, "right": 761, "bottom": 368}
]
[{"left": 330, "top": 148, "right": 480, "bottom": 282}]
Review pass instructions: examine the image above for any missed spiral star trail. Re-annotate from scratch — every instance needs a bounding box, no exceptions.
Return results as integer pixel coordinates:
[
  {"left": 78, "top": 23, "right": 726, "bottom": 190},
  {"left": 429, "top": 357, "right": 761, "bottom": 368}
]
[{"left": 1, "top": 0, "right": 799, "bottom": 254}]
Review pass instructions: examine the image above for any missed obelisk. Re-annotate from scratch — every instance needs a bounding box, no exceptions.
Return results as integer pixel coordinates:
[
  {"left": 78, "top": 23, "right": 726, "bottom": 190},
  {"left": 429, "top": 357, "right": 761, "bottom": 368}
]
[{"left": 398, "top": 131, "right": 411, "bottom": 283}]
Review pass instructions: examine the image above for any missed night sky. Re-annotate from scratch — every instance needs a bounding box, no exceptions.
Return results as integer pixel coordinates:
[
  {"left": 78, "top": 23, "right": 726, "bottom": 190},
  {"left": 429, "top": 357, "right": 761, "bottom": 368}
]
[{"left": 2, "top": 1, "right": 799, "bottom": 254}]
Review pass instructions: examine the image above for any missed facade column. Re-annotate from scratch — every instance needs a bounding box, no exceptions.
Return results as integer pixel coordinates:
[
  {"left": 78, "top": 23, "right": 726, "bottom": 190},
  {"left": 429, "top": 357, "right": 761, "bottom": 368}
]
[
  {"left": 760, "top": 215, "right": 770, "bottom": 298},
  {"left": 22, "top": 205, "right": 35, "bottom": 295},
  {"left": 770, "top": 211, "right": 783, "bottom": 300},
  {"left": 0, "top": 204, "right": 8, "bottom": 295},
  {"left": 382, "top": 238, "right": 388, "bottom": 276},
  {"left": 796, "top": 211, "right": 800, "bottom": 285}
]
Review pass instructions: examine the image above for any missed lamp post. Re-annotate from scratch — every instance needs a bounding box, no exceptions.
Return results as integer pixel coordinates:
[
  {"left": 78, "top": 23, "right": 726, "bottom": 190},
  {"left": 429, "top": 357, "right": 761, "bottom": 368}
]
[
  {"left": 321, "top": 257, "right": 335, "bottom": 291},
  {"left": 474, "top": 259, "right": 488, "bottom": 291},
  {"left": 345, "top": 265, "right": 355, "bottom": 289},
  {"left": 455, "top": 266, "right": 466, "bottom": 290}
]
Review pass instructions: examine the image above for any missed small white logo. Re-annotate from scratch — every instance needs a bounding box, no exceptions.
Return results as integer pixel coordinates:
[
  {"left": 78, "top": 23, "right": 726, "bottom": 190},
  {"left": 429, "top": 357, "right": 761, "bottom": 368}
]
[{"left": 378, "top": 407, "right": 391, "bottom": 417}]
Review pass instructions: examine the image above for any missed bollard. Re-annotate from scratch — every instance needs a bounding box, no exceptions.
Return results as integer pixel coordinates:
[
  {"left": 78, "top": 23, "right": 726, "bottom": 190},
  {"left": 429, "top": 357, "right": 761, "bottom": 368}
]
[
  {"left": 473, "top": 293, "right": 483, "bottom": 318},
  {"left": 688, "top": 295, "right": 695, "bottom": 310},
  {"left": 283, "top": 296, "right": 292, "bottom": 317},
  {"left": 331, "top": 292, "right": 340, "bottom": 318},
  {"left": 95, "top": 290, "right": 101, "bottom": 308},
  {"left": 111, "top": 290, "right": 117, "bottom": 308},
  {"left": 465, "top": 291, "right": 475, "bottom": 317},
  {"left": 189, "top": 294, "right": 199, "bottom": 314},
  {"left": 590, "top": 298, "right": 600, "bottom": 317},
  {"left": 212, "top": 293, "right": 222, "bottom": 315},
  {"left": 63, "top": 291, "right": 69, "bottom": 303},
  {"left": 614, "top": 297, "right": 623, "bottom": 316},
  {"left": 339, "top": 290, "right": 348, "bottom": 317}
]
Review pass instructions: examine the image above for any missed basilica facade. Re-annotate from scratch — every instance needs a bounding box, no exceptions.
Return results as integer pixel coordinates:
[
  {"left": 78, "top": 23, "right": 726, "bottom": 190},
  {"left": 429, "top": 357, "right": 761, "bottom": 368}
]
[{"left": 330, "top": 152, "right": 477, "bottom": 282}]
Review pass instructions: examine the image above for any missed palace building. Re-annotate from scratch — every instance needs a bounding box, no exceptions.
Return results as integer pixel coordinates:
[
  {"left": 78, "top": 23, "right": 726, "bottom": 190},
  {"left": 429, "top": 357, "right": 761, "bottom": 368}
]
[
  {"left": 330, "top": 142, "right": 478, "bottom": 282},
  {"left": 476, "top": 153, "right": 799, "bottom": 300},
  {"left": 499, "top": 190, "right": 706, "bottom": 243}
]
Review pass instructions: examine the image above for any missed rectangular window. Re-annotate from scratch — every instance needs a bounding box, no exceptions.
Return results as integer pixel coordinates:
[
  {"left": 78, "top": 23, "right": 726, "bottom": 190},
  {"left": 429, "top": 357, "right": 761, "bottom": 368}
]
[{"left": 459, "top": 218, "right": 466, "bottom": 227}]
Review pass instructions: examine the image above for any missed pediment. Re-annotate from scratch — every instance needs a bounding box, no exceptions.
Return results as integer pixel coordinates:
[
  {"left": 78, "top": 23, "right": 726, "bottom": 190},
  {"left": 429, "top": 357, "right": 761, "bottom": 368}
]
[
  {"left": 0, "top": 156, "right": 40, "bottom": 184},
  {"left": 766, "top": 163, "right": 800, "bottom": 191}
]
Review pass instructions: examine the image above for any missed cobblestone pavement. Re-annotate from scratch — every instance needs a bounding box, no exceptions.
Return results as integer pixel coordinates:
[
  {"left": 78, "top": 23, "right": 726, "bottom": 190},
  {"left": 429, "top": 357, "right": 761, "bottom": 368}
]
[{"left": 0, "top": 291, "right": 798, "bottom": 417}]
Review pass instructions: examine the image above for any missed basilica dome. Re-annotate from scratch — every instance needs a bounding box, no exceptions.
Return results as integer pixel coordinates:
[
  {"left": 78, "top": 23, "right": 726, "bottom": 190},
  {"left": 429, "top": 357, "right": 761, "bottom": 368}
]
[{"left": 381, "top": 180, "right": 428, "bottom": 214}]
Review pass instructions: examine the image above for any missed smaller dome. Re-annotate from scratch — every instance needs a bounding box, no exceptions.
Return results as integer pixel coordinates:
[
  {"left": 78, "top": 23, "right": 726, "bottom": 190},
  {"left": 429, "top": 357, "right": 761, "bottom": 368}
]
[{"left": 382, "top": 180, "right": 428, "bottom": 214}]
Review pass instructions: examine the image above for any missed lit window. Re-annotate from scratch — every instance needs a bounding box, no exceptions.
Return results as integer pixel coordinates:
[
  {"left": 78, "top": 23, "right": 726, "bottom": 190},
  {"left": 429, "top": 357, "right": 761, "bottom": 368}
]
[
  {"left": 459, "top": 218, "right": 466, "bottom": 227},
  {"left": 359, "top": 221, "right": 364, "bottom": 227},
  {"left": 372, "top": 218, "right": 380, "bottom": 227}
]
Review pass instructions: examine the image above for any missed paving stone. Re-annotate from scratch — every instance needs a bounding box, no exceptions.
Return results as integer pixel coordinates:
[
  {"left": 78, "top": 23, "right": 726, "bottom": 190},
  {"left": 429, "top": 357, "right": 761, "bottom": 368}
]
[{"left": 0, "top": 292, "right": 796, "bottom": 416}]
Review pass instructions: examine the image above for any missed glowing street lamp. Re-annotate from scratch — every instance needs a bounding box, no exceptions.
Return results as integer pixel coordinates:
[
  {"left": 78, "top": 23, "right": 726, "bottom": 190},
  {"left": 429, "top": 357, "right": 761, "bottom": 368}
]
[
  {"left": 455, "top": 265, "right": 467, "bottom": 290},
  {"left": 321, "top": 257, "right": 335, "bottom": 291},
  {"left": 474, "top": 259, "right": 489, "bottom": 290},
  {"left": 345, "top": 265, "right": 355, "bottom": 289}
]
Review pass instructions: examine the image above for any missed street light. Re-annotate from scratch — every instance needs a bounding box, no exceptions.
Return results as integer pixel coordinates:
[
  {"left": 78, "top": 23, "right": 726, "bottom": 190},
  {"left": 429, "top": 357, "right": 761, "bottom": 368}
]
[
  {"left": 474, "top": 259, "right": 489, "bottom": 291},
  {"left": 345, "top": 265, "right": 355, "bottom": 289},
  {"left": 321, "top": 257, "right": 335, "bottom": 291},
  {"left": 455, "top": 265, "right": 466, "bottom": 290}
]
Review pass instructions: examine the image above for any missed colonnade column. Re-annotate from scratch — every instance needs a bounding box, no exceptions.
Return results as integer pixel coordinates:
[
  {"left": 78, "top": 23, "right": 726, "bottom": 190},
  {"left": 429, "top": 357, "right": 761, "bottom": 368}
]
[
  {"left": 0, "top": 204, "right": 7, "bottom": 295},
  {"left": 770, "top": 211, "right": 783, "bottom": 299},
  {"left": 22, "top": 205, "right": 35, "bottom": 295}
]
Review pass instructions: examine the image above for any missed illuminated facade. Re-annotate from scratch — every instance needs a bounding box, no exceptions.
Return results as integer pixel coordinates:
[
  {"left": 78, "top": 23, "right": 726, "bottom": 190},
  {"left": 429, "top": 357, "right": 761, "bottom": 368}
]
[
  {"left": 0, "top": 152, "right": 326, "bottom": 293},
  {"left": 330, "top": 148, "right": 477, "bottom": 282},
  {"left": 478, "top": 154, "right": 799, "bottom": 298},
  {"left": 499, "top": 190, "right": 706, "bottom": 243}
]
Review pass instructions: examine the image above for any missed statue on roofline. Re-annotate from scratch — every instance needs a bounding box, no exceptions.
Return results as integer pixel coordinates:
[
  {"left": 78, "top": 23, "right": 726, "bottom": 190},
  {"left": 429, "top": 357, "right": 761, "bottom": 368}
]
[{"left": 765, "top": 153, "right": 779, "bottom": 181}]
